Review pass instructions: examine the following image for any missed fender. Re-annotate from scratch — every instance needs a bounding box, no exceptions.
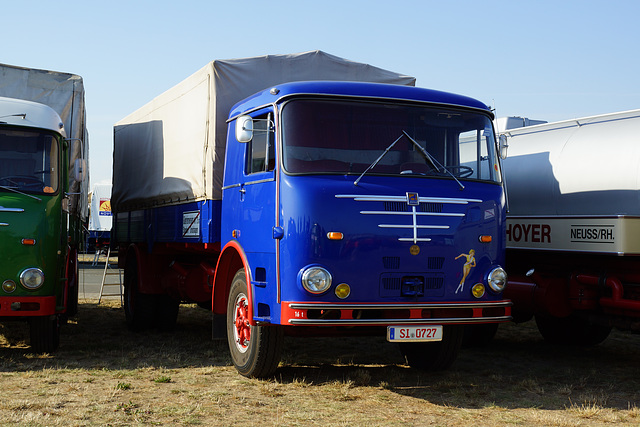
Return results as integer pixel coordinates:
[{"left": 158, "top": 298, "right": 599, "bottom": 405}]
[
  {"left": 213, "top": 240, "right": 256, "bottom": 325},
  {"left": 123, "top": 243, "right": 157, "bottom": 294}
]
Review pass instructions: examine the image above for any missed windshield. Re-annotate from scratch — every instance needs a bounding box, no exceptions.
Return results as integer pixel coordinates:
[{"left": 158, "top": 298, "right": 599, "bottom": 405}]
[
  {"left": 0, "top": 129, "right": 59, "bottom": 194},
  {"left": 281, "top": 99, "right": 501, "bottom": 183}
]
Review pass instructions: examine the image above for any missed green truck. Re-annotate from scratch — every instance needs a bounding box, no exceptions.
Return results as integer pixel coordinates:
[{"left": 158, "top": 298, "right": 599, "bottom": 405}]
[{"left": 0, "top": 64, "right": 88, "bottom": 352}]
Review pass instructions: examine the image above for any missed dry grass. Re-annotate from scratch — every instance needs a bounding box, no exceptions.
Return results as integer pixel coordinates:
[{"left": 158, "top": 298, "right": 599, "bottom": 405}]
[{"left": 0, "top": 297, "right": 639, "bottom": 426}]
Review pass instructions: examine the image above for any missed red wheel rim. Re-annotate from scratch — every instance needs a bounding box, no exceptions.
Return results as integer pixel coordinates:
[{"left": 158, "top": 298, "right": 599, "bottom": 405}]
[{"left": 233, "top": 293, "right": 251, "bottom": 353}]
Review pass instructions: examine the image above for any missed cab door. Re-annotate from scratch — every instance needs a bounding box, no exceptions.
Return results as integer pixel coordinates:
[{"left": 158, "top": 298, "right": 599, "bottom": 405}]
[{"left": 226, "top": 109, "right": 279, "bottom": 321}]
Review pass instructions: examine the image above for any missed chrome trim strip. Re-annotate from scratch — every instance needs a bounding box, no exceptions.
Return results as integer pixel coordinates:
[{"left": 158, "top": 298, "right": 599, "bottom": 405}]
[
  {"left": 221, "top": 183, "right": 242, "bottom": 190},
  {"left": 379, "top": 224, "right": 449, "bottom": 229},
  {"left": 336, "top": 193, "right": 480, "bottom": 243},
  {"left": 0, "top": 223, "right": 8, "bottom": 226},
  {"left": 363, "top": 211, "right": 463, "bottom": 217},
  {"left": 336, "top": 194, "right": 482, "bottom": 204},
  {"left": 287, "top": 315, "right": 512, "bottom": 326},
  {"left": 222, "top": 177, "right": 275, "bottom": 191},
  {"left": 0, "top": 207, "right": 24, "bottom": 213},
  {"left": 245, "top": 177, "right": 275, "bottom": 186},
  {"left": 288, "top": 301, "right": 512, "bottom": 310}
]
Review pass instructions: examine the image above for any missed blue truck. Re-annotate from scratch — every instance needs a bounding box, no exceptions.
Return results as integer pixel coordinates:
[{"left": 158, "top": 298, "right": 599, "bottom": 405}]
[{"left": 112, "top": 51, "right": 510, "bottom": 377}]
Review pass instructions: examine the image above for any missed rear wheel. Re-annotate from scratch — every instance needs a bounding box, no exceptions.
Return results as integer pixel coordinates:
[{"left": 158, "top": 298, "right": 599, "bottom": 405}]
[
  {"left": 399, "top": 325, "right": 464, "bottom": 371},
  {"left": 227, "top": 269, "right": 283, "bottom": 378},
  {"left": 535, "top": 314, "right": 611, "bottom": 346},
  {"left": 156, "top": 295, "right": 180, "bottom": 330},
  {"left": 29, "top": 315, "right": 60, "bottom": 353},
  {"left": 123, "top": 259, "right": 155, "bottom": 331}
]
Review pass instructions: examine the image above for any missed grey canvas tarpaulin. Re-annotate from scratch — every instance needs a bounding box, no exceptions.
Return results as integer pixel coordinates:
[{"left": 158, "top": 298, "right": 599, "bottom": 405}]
[
  {"left": 112, "top": 50, "right": 415, "bottom": 212},
  {"left": 0, "top": 63, "right": 89, "bottom": 220}
]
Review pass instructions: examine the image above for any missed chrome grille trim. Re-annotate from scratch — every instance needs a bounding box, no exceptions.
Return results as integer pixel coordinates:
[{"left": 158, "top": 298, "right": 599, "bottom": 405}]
[{"left": 336, "top": 194, "right": 480, "bottom": 243}]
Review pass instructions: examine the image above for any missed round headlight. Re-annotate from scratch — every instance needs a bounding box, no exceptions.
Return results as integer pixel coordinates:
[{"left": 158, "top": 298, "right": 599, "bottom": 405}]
[
  {"left": 20, "top": 268, "right": 45, "bottom": 290},
  {"left": 487, "top": 267, "right": 507, "bottom": 293},
  {"left": 301, "top": 267, "right": 332, "bottom": 294}
]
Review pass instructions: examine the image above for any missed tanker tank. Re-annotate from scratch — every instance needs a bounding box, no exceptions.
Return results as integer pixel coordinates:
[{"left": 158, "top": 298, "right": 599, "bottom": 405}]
[
  {"left": 497, "top": 109, "right": 640, "bottom": 342},
  {"left": 500, "top": 109, "right": 640, "bottom": 217}
]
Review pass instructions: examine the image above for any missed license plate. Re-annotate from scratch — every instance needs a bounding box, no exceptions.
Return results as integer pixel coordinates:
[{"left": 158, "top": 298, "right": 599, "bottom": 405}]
[{"left": 387, "top": 325, "right": 443, "bottom": 342}]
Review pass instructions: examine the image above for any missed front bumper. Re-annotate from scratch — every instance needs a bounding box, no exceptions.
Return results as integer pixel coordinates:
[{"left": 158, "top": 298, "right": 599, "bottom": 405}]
[
  {"left": 281, "top": 300, "right": 512, "bottom": 326},
  {"left": 0, "top": 295, "right": 57, "bottom": 317}
]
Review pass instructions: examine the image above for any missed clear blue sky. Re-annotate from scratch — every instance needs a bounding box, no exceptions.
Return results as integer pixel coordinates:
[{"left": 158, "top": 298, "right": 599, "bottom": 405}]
[{"left": 3, "top": 0, "right": 639, "bottom": 187}]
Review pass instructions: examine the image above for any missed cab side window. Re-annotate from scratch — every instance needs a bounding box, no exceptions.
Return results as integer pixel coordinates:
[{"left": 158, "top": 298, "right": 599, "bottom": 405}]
[{"left": 245, "top": 113, "right": 275, "bottom": 175}]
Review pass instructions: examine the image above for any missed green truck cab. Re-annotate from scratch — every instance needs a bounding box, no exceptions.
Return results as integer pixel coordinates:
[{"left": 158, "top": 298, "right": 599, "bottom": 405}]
[{"left": 0, "top": 94, "right": 87, "bottom": 352}]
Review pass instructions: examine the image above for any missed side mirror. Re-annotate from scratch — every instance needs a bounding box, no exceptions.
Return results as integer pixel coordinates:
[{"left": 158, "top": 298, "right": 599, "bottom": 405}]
[
  {"left": 74, "top": 158, "right": 87, "bottom": 182},
  {"left": 235, "top": 116, "right": 253, "bottom": 143},
  {"left": 499, "top": 134, "right": 509, "bottom": 159}
]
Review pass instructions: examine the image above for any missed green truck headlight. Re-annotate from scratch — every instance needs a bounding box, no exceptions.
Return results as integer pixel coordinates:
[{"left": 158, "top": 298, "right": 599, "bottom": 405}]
[{"left": 20, "top": 268, "right": 45, "bottom": 290}]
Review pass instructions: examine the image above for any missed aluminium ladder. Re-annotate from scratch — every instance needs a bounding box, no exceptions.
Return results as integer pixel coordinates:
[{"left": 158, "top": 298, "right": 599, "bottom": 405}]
[{"left": 98, "top": 246, "right": 123, "bottom": 305}]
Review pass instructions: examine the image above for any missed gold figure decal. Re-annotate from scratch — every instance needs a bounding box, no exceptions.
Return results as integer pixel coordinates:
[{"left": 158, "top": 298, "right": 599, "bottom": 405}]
[{"left": 454, "top": 249, "right": 476, "bottom": 294}]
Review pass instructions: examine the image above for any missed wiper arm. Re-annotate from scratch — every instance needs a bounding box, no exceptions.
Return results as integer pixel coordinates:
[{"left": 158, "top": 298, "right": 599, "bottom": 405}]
[
  {"left": 0, "top": 185, "right": 41, "bottom": 201},
  {"left": 401, "top": 131, "right": 465, "bottom": 190},
  {"left": 354, "top": 134, "right": 404, "bottom": 186}
]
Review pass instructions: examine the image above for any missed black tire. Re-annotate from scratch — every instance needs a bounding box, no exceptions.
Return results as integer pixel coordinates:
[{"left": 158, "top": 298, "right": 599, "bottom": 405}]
[
  {"left": 29, "top": 315, "right": 60, "bottom": 353},
  {"left": 463, "top": 323, "right": 499, "bottom": 348},
  {"left": 227, "top": 269, "right": 283, "bottom": 378},
  {"left": 64, "top": 251, "right": 79, "bottom": 320},
  {"left": 156, "top": 295, "right": 180, "bottom": 331},
  {"left": 535, "top": 314, "right": 611, "bottom": 346},
  {"left": 123, "top": 260, "right": 155, "bottom": 332},
  {"left": 399, "top": 325, "right": 464, "bottom": 371}
]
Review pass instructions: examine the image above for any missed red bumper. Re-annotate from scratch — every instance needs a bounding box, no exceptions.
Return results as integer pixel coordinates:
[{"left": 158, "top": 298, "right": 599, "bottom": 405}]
[
  {"left": 281, "top": 300, "right": 512, "bottom": 326},
  {"left": 0, "top": 296, "right": 57, "bottom": 317}
]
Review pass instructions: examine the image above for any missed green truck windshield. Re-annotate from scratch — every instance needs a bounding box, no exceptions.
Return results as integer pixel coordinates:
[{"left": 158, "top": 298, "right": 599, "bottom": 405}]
[
  {"left": 281, "top": 98, "right": 501, "bottom": 183},
  {"left": 0, "top": 129, "right": 59, "bottom": 194}
]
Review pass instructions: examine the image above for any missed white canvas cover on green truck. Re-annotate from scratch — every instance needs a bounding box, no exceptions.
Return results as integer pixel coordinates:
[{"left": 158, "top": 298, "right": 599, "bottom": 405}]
[
  {"left": 112, "top": 50, "right": 415, "bottom": 212},
  {"left": 0, "top": 63, "right": 89, "bottom": 220}
]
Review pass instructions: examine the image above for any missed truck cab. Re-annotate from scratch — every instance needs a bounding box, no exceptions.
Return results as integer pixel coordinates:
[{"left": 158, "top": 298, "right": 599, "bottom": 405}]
[
  {"left": 217, "top": 82, "right": 511, "bottom": 376},
  {"left": 0, "top": 96, "right": 82, "bottom": 352}
]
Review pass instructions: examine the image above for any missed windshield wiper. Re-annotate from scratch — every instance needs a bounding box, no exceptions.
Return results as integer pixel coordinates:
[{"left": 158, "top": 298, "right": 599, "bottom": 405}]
[
  {"left": 354, "top": 134, "right": 405, "bottom": 186},
  {"left": 401, "top": 131, "right": 465, "bottom": 190},
  {"left": 354, "top": 131, "right": 465, "bottom": 190},
  {"left": 0, "top": 185, "right": 41, "bottom": 201}
]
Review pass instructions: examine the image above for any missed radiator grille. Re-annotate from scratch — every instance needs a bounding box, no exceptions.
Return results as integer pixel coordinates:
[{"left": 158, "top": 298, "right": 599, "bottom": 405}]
[{"left": 382, "top": 257, "right": 400, "bottom": 269}]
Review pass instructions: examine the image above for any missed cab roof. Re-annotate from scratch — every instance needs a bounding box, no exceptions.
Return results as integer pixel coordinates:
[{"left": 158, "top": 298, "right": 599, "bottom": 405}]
[
  {"left": 229, "top": 81, "right": 491, "bottom": 120},
  {"left": 0, "top": 96, "right": 66, "bottom": 136}
]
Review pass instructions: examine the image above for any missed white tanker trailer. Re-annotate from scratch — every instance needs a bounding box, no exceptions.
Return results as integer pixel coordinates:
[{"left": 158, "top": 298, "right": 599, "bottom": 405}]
[{"left": 499, "top": 109, "right": 640, "bottom": 344}]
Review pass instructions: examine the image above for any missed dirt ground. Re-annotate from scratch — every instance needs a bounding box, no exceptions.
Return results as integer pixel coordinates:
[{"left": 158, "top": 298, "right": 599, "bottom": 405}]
[{"left": 0, "top": 299, "right": 639, "bottom": 426}]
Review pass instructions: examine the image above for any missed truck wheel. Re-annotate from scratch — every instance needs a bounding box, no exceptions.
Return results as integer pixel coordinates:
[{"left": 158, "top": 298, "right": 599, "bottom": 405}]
[
  {"left": 124, "top": 262, "right": 155, "bottom": 332},
  {"left": 156, "top": 295, "right": 180, "bottom": 331},
  {"left": 463, "top": 323, "right": 499, "bottom": 347},
  {"left": 227, "top": 269, "right": 283, "bottom": 378},
  {"left": 29, "top": 315, "right": 60, "bottom": 353},
  {"left": 64, "top": 250, "right": 80, "bottom": 320},
  {"left": 399, "top": 325, "right": 464, "bottom": 371},
  {"left": 535, "top": 314, "right": 611, "bottom": 346}
]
